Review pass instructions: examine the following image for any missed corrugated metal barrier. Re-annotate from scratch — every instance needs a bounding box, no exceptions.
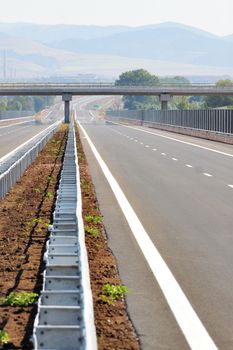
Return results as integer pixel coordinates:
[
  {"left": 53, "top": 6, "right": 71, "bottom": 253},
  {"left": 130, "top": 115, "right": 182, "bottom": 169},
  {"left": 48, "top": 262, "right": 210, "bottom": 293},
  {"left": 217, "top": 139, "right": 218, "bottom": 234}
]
[{"left": 33, "top": 121, "right": 97, "bottom": 350}]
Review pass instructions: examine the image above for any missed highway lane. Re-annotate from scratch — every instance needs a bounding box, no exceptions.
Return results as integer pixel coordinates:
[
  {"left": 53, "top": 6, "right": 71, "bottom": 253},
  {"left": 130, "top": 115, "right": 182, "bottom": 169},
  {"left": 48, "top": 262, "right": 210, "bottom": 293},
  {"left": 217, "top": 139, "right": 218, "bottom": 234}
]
[
  {"left": 76, "top": 108, "right": 233, "bottom": 350},
  {"left": 0, "top": 104, "right": 63, "bottom": 158}
]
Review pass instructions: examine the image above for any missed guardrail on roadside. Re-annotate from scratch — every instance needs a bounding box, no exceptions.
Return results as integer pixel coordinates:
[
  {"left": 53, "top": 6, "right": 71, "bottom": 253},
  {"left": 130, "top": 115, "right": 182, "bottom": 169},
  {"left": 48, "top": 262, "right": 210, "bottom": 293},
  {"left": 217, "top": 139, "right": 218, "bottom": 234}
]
[
  {"left": 0, "top": 121, "right": 61, "bottom": 199},
  {"left": 33, "top": 121, "right": 97, "bottom": 350},
  {"left": 107, "top": 109, "right": 233, "bottom": 134}
]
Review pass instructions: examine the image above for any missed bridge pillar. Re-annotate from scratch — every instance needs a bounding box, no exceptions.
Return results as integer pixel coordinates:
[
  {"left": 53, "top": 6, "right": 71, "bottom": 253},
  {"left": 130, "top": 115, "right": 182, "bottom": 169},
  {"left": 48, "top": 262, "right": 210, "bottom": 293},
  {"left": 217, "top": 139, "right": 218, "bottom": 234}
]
[
  {"left": 62, "top": 94, "right": 72, "bottom": 123},
  {"left": 159, "top": 94, "right": 172, "bottom": 110}
]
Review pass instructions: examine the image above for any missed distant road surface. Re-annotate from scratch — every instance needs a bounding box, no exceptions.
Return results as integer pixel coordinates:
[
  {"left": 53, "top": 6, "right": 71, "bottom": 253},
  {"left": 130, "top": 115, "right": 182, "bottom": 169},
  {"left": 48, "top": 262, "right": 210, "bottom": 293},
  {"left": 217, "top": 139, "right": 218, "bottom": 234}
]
[
  {"left": 76, "top": 101, "right": 233, "bottom": 350},
  {"left": 0, "top": 104, "right": 62, "bottom": 158}
]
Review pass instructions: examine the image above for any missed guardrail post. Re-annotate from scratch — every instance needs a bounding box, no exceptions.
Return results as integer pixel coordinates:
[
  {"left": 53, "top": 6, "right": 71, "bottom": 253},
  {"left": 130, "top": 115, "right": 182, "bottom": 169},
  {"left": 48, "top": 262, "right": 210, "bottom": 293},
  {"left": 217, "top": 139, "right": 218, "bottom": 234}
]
[{"left": 62, "top": 94, "right": 72, "bottom": 123}]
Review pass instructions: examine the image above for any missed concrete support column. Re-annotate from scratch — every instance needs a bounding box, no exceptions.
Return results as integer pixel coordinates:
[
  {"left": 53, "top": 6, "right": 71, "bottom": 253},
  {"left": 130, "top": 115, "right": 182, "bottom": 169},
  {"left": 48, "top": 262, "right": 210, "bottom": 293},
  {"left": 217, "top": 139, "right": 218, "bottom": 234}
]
[
  {"left": 62, "top": 94, "right": 72, "bottom": 123},
  {"left": 159, "top": 94, "right": 172, "bottom": 110}
]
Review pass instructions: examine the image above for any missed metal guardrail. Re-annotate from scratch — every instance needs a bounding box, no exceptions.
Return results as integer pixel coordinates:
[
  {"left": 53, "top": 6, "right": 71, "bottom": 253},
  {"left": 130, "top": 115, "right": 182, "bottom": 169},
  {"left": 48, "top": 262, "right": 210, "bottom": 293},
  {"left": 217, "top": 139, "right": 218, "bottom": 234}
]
[
  {"left": 107, "top": 109, "right": 233, "bottom": 135},
  {"left": 33, "top": 122, "right": 97, "bottom": 350},
  {"left": 0, "top": 121, "right": 61, "bottom": 199}
]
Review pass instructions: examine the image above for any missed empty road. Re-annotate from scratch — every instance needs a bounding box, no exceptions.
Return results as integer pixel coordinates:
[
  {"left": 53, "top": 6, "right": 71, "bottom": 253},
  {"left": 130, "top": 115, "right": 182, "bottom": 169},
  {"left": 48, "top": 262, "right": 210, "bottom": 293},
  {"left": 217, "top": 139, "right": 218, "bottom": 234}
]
[
  {"left": 0, "top": 104, "right": 63, "bottom": 159},
  {"left": 76, "top": 103, "right": 233, "bottom": 350}
]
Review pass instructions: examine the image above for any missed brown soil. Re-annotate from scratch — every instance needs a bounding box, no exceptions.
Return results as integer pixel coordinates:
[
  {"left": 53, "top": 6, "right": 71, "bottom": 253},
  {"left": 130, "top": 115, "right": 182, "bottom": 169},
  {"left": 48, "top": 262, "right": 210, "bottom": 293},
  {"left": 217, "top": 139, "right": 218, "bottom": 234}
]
[
  {"left": 0, "top": 125, "right": 68, "bottom": 349},
  {"left": 75, "top": 125, "right": 140, "bottom": 350},
  {"left": 0, "top": 122, "right": 140, "bottom": 350}
]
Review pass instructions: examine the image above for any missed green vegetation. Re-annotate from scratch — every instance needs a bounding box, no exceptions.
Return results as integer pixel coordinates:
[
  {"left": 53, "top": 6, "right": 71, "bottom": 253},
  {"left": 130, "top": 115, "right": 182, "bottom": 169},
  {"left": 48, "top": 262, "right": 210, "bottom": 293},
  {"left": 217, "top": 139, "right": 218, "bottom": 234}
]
[
  {"left": 100, "top": 284, "right": 128, "bottom": 305},
  {"left": 204, "top": 79, "right": 233, "bottom": 108},
  {"left": 84, "top": 215, "right": 102, "bottom": 225},
  {"left": 115, "top": 69, "right": 160, "bottom": 110},
  {"left": 46, "top": 191, "right": 53, "bottom": 199},
  {"left": 0, "top": 96, "right": 54, "bottom": 113},
  {"left": 0, "top": 330, "right": 10, "bottom": 346},
  {"left": 84, "top": 225, "right": 99, "bottom": 238},
  {"left": 2, "top": 291, "right": 39, "bottom": 306},
  {"left": 31, "top": 218, "right": 42, "bottom": 224}
]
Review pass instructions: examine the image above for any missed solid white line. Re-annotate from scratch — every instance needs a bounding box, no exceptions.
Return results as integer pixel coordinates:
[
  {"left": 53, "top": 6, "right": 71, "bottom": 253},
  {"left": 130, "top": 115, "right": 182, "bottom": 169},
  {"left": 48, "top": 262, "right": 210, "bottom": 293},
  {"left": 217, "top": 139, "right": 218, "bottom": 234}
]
[
  {"left": 172, "top": 158, "right": 178, "bottom": 161},
  {"left": 186, "top": 164, "right": 193, "bottom": 168},
  {"left": 203, "top": 173, "right": 212, "bottom": 177},
  {"left": 228, "top": 185, "right": 233, "bottom": 189},
  {"left": 0, "top": 119, "right": 33, "bottom": 129},
  {"left": 0, "top": 121, "right": 60, "bottom": 165},
  {"left": 78, "top": 120, "right": 218, "bottom": 350},
  {"left": 110, "top": 121, "right": 233, "bottom": 158}
]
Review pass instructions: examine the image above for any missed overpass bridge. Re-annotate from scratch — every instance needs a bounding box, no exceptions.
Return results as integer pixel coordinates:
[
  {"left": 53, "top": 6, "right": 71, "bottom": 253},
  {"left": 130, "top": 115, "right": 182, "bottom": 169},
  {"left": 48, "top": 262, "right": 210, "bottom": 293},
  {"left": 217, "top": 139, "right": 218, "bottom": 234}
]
[{"left": 1, "top": 83, "right": 233, "bottom": 122}]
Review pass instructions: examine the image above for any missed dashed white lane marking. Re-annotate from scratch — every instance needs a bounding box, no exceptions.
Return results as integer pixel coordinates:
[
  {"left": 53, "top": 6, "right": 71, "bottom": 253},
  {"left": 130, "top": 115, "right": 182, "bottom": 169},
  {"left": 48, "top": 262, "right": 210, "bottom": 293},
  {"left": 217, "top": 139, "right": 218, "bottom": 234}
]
[
  {"left": 145, "top": 145, "right": 150, "bottom": 148},
  {"left": 186, "top": 164, "right": 193, "bottom": 168},
  {"left": 161, "top": 153, "right": 166, "bottom": 156},
  {"left": 140, "top": 142, "right": 143, "bottom": 145},
  {"left": 134, "top": 140, "right": 138, "bottom": 142},
  {"left": 172, "top": 158, "right": 178, "bottom": 161},
  {"left": 228, "top": 185, "right": 233, "bottom": 189},
  {"left": 78, "top": 120, "right": 218, "bottom": 350},
  {"left": 153, "top": 148, "right": 157, "bottom": 151},
  {"left": 111, "top": 121, "right": 233, "bottom": 158},
  {"left": 203, "top": 173, "right": 213, "bottom": 177}
]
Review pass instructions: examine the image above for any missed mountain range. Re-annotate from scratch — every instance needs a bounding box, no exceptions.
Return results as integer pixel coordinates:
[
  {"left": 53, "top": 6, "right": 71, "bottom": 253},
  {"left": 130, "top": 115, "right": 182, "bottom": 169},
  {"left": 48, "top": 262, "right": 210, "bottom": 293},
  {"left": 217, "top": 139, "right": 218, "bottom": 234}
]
[{"left": 0, "top": 22, "right": 233, "bottom": 79}]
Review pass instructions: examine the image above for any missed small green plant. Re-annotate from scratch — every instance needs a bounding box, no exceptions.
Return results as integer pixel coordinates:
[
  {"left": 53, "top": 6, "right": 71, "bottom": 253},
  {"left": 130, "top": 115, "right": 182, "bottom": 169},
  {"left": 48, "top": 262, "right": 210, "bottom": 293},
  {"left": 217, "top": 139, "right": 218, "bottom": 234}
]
[
  {"left": 34, "top": 188, "right": 41, "bottom": 193},
  {"left": 84, "top": 215, "right": 102, "bottom": 225},
  {"left": 31, "top": 218, "right": 42, "bottom": 224},
  {"left": 46, "top": 191, "right": 53, "bottom": 199},
  {"left": 47, "top": 175, "right": 54, "bottom": 183},
  {"left": 100, "top": 284, "right": 128, "bottom": 305},
  {"left": 2, "top": 291, "right": 39, "bottom": 306},
  {"left": 84, "top": 225, "right": 99, "bottom": 238},
  {"left": 0, "top": 330, "right": 10, "bottom": 345},
  {"left": 45, "top": 221, "right": 51, "bottom": 228}
]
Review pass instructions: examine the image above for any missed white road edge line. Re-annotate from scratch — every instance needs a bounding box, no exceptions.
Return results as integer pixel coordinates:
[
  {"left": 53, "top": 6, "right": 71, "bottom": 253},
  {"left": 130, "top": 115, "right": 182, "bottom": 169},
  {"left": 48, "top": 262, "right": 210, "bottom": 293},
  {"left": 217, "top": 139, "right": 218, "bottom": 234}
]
[
  {"left": 0, "top": 119, "right": 33, "bottom": 129},
  {"left": 77, "top": 119, "right": 218, "bottom": 350},
  {"left": 110, "top": 121, "right": 233, "bottom": 158}
]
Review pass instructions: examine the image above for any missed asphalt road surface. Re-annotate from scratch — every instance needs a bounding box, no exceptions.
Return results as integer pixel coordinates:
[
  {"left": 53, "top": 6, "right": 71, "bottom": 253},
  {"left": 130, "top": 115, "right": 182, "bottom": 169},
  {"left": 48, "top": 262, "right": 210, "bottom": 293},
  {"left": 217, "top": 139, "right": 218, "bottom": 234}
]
[
  {"left": 0, "top": 104, "right": 63, "bottom": 158},
  {"left": 76, "top": 105, "right": 233, "bottom": 350}
]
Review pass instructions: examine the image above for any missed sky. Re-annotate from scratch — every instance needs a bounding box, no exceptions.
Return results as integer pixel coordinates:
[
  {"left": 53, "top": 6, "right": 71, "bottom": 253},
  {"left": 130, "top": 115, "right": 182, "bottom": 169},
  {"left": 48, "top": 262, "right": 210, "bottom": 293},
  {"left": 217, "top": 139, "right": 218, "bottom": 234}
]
[{"left": 0, "top": 0, "right": 232, "bottom": 36}]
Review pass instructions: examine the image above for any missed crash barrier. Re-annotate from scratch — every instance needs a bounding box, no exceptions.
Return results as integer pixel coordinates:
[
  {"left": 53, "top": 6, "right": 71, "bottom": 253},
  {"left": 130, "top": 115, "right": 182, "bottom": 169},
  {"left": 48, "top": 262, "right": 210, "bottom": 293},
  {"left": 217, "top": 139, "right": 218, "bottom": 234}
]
[
  {"left": 107, "top": 109, "right": 233, "bottom": 144},
  {"left": 0, "top": 121, "right": 60, "bottom": 199},
  {"left": 33, "top": 121, "right": 97, "bottom": 350}
]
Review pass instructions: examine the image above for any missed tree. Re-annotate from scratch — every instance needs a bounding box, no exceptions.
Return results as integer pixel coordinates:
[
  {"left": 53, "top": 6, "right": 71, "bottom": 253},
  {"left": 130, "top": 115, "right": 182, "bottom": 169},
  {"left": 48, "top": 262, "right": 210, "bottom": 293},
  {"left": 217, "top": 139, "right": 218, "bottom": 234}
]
[
  {"left": 115, "top": 69, "right": 160, "bottom": 110},
  {"left": 204, "top": 79, "right": 233, "bottom": 108}
]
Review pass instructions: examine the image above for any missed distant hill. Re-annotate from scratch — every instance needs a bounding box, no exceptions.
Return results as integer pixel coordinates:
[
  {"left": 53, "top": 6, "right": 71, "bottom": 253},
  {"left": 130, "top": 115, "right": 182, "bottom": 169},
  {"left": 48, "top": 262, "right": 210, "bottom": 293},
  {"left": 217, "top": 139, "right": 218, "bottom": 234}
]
[
  {"left": 0, "top": 22, "right": 232, "bottom": 79},
  {"left": 52, "top": 25, "right": 233, "bottom": 68},
  {"left": 0, "top": 23, "right": 133, "bottom": 43},
  {"left": 224, "top": 34, "right": 233, "bottom": 43}
]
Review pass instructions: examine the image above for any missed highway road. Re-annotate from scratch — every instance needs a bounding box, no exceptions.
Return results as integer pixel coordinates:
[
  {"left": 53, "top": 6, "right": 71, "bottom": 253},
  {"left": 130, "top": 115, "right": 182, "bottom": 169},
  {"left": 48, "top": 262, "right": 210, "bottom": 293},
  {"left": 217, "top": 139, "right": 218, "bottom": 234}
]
[
  {"left": 76, "top": 104, "right": 233, "bottom": 350},
  {"left": 0, "top": 104, "right": 63, "bottom": 158}
]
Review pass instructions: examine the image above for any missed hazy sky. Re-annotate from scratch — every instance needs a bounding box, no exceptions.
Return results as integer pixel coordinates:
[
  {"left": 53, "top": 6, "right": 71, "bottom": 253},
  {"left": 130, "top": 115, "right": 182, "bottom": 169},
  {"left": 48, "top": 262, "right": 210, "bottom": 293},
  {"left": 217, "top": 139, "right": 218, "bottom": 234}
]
[{"left": 0, "top": 0, "right": 232, "bottom": 36}]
